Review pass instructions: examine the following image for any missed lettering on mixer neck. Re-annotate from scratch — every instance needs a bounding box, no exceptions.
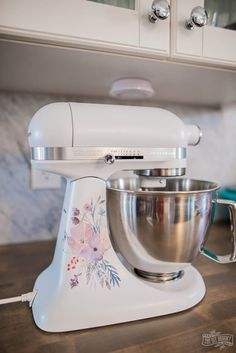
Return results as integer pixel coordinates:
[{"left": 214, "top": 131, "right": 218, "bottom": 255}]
[{"left": 31, "top": 147, "right": 186, "bottom": 161}]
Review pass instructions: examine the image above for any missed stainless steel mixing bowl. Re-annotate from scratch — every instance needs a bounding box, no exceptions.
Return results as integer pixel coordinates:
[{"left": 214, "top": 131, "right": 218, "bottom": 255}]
[{"left": 106, "top": 177, "right": 236, "bottom": 281}]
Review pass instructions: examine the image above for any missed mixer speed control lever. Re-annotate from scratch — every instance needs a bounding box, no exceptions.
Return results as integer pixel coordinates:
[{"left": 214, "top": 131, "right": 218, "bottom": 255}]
[{"left": 104, "top": 154, "right": 115, "bottom": 165}]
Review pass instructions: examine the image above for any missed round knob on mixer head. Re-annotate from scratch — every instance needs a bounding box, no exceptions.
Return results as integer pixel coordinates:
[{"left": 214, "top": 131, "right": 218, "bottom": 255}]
[{"left": 104, "top": 154, "right": 115, "bottom": 165}]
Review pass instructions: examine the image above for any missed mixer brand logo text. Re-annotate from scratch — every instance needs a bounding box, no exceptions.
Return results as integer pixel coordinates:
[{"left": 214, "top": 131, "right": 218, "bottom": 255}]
[{"left": 202, "top": 330, "right": 233, "bottom": 350}]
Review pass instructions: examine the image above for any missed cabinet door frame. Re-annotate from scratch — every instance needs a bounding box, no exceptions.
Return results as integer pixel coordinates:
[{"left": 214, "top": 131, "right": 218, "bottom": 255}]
[
  {"left": 171, "top": 0, "right": 236, "bottom": 67},
  {"left": 203, "top": 26, "right": 236, "bottom": 64},
  {"left": 0, "top": 0, "right": 140, "bottom": 49},
  {"left": 139, "top": 0, "right": 170, "bottom": 57}
]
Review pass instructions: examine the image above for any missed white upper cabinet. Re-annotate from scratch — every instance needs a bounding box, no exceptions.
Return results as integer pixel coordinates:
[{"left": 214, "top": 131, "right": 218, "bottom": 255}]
[
  {"left": 0, "top": 0, "right": 139, "bottom": 47},
  {"left": 139, "top": 0, "right": 170, "bottom": 54},
  {"left": 171, "top": 0, "right": 236, "bottom": 66},
  {"left": 0, "top": 0, "right": 235, "bottom": 68},
  {"left": 0, "top": 0, "right": 170, "bottom": 56}
]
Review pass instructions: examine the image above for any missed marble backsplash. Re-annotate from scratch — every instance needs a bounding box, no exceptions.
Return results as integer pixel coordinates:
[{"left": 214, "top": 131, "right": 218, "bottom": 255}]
[{"left": 0, "top": 92, "right": 235, "bottom": 244}]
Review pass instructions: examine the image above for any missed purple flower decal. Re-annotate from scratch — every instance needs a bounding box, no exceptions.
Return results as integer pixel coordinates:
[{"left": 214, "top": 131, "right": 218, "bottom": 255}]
[
  {"left": 88, "top": 235, "right": 106, "bottom": 262},
  {"left": 70, "top": 273, "right": 81, "bottom": 288},
  {"left": 72, "top": 208, "right": 80, "bottom": 217},
  {"left": 71, "top": 217, "right": 80, "bottom": 225},
  {"left": 98, "top": 208, "right": 106, "bottom": 216}
]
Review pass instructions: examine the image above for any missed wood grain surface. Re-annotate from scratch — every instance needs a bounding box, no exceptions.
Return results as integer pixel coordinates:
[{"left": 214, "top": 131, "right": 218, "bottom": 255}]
[{"left": 0, "top": 223, "right": 235, "bottom": 353}]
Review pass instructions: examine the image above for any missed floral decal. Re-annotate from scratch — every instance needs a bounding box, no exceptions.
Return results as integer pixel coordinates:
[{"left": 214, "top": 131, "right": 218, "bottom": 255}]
[{"left": 66, "top": 197, "right": 121, "bottom": 290}]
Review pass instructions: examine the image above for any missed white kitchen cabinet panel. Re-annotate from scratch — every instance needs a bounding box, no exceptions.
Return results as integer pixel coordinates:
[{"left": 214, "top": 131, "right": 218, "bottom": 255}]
[
  {"left": 172, "top": 0, "right": 236, "bottom": 66},
  {"left": 0, "top": 0, "right": 139, "bottom": 47},
  {"left": 139, "top": 0, "right": 170, "bottom": 55},
  {"left": 203, "top": 0, "right": 236, "bottom": 63},
  {"left": 1, "top": 0, "right": 235, "bottom": 69},
  {"left": 171, "top": 0, "right": 204, "bottom": 58},
  {"left": 203, "top": 26, "right": 236, "bottom": 63}
]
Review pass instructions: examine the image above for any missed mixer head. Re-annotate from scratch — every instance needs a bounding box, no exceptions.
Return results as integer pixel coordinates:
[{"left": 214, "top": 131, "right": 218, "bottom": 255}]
[{"left": 28, "top": 102, "right": 201, "bottom": 179}]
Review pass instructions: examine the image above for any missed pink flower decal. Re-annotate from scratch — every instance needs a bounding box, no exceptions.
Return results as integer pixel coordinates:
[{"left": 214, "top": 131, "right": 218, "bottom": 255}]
[
  {"left": 100, "top": 229, "right": 110, "bottom": 251},
  {"left": 84, "top": 203, "right": 92, "bottom": 212},
  {"left": 66, "top": 196, "right": 121, "bottom": 289},
  {"left": 67, "top": 257, "right": 79, "bottom": 271},
  {"left": 88, "top": 235, "right": 106, "bottom": 262},
  {"left": 68, "top": 222, "right": 93, "bottom": 255}
]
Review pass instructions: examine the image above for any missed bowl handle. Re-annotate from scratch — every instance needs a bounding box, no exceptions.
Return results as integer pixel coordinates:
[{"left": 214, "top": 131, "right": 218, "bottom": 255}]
[{"left": 200, "top": 199, "right": 236, "bottom": 263}]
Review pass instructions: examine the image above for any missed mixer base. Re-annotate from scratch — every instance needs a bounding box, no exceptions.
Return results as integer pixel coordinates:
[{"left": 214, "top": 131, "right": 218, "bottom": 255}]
[
  {"left": 31, "top": 177, "right": 206, "bottom": 332},
  {"left": 32, "top": 264, "right": 206, "bottom": 332},
  {"left": 134, "top": 269, "right": 184, "bottom": 282}
]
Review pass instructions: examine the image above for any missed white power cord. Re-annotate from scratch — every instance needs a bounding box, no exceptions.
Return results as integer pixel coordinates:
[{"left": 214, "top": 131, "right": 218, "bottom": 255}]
[{"left": 0, "top": 291, "right": 37, "bottom": 306}]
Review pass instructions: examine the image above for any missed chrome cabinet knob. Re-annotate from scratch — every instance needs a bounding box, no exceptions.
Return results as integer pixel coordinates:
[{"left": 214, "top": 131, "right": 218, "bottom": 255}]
[
  {"left": 104, "top": 154, "right": 115, "bottom": 165},
  {"left": 185, "top": 6, "right": 208, "bottom": 30},
  {"left": 149, "top": 0, "right": 170, "bottom": 23}
]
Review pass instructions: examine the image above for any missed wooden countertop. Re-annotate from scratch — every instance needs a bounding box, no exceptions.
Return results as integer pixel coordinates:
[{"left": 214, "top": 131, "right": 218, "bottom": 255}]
[{"left": 0, "top": 223, "right": 235, "bottom": 353}]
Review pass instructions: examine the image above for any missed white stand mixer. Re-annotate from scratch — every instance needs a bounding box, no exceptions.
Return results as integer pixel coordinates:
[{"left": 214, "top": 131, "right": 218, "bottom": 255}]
[{"left": 28, "top": 102, "right": 205, "bottom": 332}]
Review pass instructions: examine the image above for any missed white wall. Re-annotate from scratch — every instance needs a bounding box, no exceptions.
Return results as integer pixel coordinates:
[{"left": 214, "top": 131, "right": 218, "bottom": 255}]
[{"left": 164, "top": 103, "right": 236, "bottom": 185}]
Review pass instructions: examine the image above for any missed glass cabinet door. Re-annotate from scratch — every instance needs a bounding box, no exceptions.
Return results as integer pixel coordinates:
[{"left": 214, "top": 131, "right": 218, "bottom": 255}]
[
  {"left": 205, "top": 0, "right": 236, "bottom": 31},
  {"left": 203, "top": 0, "right": 236, "bottom": 64},
  {"left": 88, "top": 0, "right": 135, "bottom": 10}
]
